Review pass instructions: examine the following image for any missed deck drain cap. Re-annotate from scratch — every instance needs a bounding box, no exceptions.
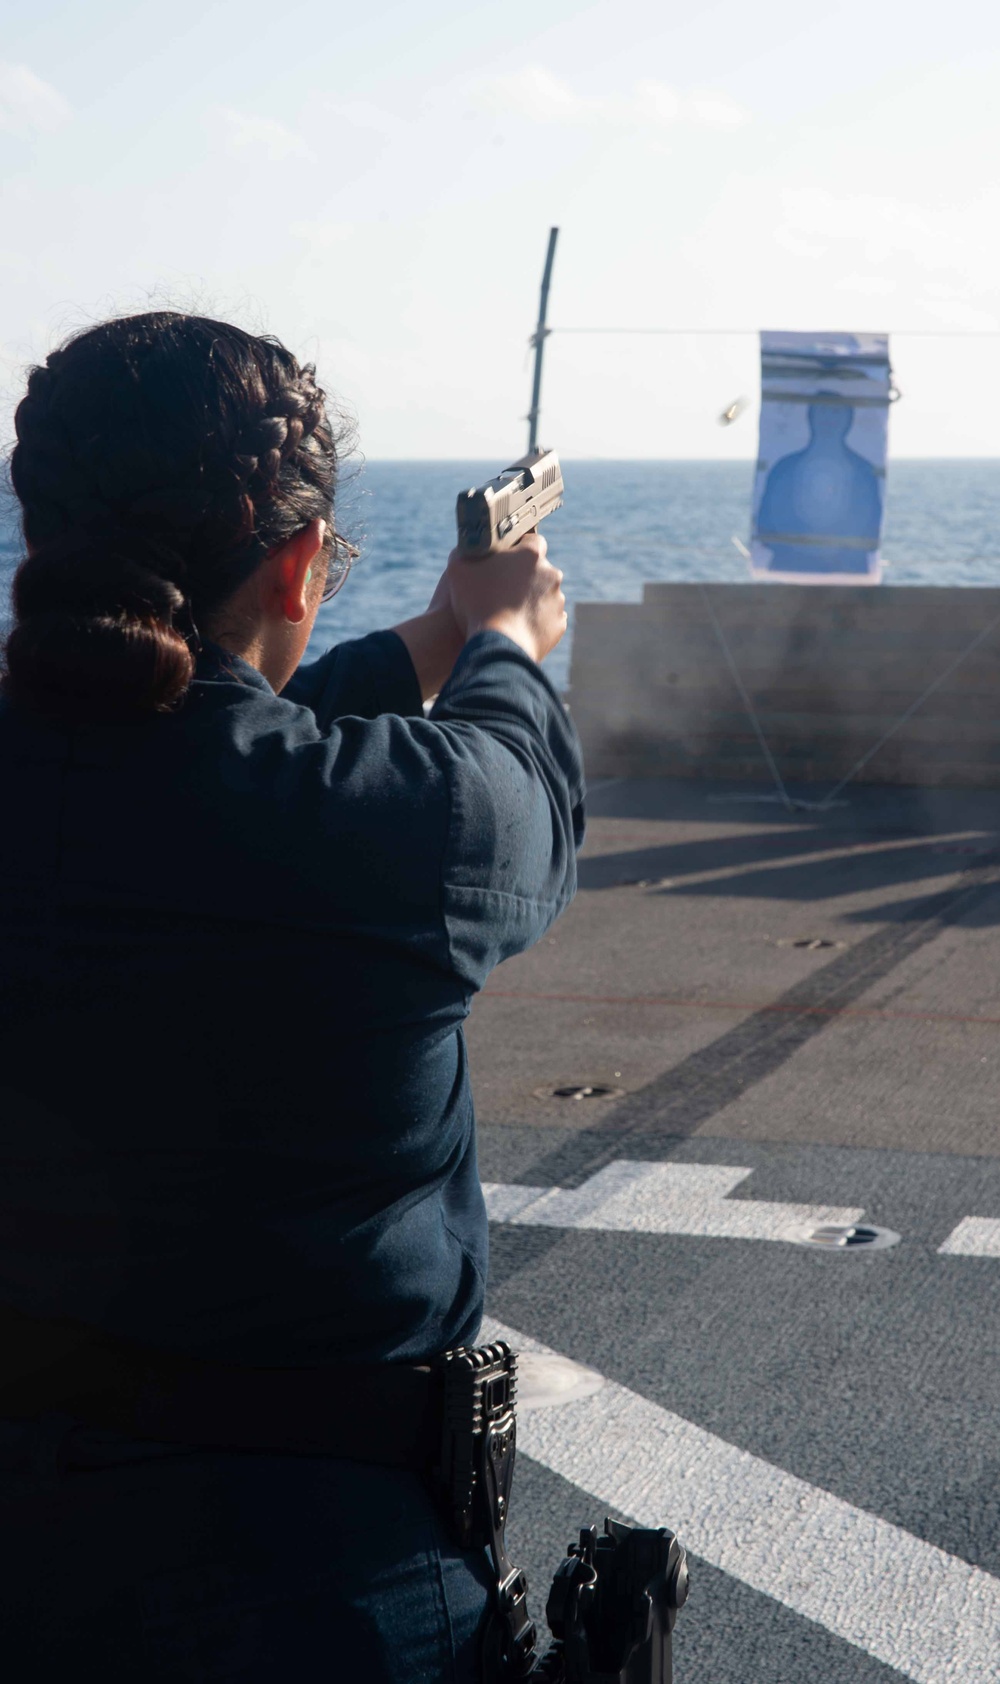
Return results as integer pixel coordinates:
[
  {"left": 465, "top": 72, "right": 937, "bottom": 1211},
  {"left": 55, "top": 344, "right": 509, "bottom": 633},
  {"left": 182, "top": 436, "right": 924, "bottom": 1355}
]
[
  {"left": 534, "top": 1083, "right": 626, "bottom": 1101},
  {"left": 798, "top": 1223, "right": 901, "bottom": 1251}
]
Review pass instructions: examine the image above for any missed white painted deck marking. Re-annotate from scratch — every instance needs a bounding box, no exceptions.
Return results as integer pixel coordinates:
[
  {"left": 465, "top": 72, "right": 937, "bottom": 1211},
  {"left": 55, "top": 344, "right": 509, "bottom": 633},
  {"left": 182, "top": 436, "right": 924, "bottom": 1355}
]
[
  {"left": 937, "top": 1217, "right": 1000, "bottom": 1258},
  {"left": 483, "top": 1159, "right": 865, "bottom": 1244},
  {"left": 516, "top": 1351, "right": 605, "bottom": 1411},
  {"left": 482, "top": 1317, "right": 1000, "bottom": 1684}
]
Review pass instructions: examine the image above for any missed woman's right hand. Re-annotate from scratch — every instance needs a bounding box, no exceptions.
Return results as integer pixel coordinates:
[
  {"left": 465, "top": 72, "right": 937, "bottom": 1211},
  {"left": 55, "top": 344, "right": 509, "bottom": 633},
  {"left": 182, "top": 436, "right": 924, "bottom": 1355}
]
[{"left": 445, "top": 533, "right": 567, "bottom": 665}]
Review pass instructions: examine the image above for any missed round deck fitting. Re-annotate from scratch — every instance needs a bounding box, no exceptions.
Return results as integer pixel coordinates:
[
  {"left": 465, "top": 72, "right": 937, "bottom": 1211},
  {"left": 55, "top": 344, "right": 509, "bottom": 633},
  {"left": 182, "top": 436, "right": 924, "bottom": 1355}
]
[
  {"left": 777, "top": 937, "right": 846, "bottom": 950},
  {"left": 796, "top": 1223, "right": 901, "bottom": 1251},
  {"left": 534, "top": 1084, "right": 626, "bottom": 1101}
]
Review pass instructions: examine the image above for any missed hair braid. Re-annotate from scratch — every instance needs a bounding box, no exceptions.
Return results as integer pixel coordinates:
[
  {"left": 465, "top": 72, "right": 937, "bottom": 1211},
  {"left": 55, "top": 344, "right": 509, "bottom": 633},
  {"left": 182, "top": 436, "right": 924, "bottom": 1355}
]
[{"left": 2, "top": 312, "right": 347, "bottom": 723}]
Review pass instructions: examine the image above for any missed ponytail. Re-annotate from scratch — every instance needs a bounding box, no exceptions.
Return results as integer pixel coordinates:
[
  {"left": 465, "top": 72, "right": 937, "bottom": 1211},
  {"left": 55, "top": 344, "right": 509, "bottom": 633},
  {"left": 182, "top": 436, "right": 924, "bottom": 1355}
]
[{"left": 4, "top": 532, "right": 195, "bottom": 724}]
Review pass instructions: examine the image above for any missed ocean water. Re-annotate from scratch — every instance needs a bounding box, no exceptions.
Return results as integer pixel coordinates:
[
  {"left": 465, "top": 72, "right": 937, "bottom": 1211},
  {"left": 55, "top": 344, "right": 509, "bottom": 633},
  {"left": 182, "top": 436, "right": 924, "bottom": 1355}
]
[{"left": 3, "top": 459, "right": 999, "bottom": 694}]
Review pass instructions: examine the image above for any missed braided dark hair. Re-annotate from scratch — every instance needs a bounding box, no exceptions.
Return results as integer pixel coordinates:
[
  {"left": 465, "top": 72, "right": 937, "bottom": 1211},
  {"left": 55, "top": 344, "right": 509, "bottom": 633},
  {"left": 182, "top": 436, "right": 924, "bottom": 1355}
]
[{"left": 2, "top": 312, "right": 344, "bottom": 723}]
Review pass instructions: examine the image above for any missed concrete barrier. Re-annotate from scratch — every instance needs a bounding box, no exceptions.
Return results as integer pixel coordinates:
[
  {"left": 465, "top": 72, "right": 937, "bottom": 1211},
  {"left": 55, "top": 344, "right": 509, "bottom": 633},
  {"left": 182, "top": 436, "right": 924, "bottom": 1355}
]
[{"left": 568, "top": 583, "right": 1000, "bottom": 787}]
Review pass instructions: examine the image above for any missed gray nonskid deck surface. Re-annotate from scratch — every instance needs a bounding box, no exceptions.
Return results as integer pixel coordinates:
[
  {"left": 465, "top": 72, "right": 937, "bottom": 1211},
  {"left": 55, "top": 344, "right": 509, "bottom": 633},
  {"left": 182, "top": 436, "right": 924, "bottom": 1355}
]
[{"left": 468, "top": 777, "right": 1000, "bottom": 1683}]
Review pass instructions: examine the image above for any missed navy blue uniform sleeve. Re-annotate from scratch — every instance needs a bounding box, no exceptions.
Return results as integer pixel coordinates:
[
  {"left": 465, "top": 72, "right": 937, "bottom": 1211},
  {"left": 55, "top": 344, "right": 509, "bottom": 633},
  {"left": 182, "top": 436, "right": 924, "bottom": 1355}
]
[
  {"left": 428, "top": 631, "right": 586, "bottom": 990},
  {"left": 229, "top": 630, "right": 583, "bottom": 994},
  {"left": 281, "top": 629, "right": 423, "bottom": 725}
]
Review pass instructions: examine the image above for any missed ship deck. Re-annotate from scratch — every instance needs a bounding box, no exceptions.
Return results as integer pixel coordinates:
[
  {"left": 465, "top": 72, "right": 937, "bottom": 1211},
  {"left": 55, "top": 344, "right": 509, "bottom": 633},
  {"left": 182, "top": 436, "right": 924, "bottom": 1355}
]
[{"left": 469, "top": 774, "right": 1000, "bottom": 1683}]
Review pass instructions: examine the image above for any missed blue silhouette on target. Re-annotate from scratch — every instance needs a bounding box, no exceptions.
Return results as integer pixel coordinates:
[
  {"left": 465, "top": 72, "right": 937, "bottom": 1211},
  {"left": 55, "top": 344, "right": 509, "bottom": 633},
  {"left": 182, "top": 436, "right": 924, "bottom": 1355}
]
[{"left": 757, "top": 398, "right": 883, "bottom": 576}]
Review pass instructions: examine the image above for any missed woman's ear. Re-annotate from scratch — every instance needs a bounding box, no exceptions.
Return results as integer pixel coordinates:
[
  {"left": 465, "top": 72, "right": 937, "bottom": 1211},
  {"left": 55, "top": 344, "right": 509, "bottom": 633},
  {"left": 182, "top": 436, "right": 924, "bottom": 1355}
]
[{"left": 272, "top": 519, "right": 326, "bottom": 624}]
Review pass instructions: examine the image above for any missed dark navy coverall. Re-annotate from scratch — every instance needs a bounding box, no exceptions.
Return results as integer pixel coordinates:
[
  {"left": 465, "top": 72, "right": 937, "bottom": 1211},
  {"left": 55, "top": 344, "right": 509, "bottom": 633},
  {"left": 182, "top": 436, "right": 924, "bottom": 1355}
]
[{"left": 0, "top": 628, "right": 585, "bottom": 1682}]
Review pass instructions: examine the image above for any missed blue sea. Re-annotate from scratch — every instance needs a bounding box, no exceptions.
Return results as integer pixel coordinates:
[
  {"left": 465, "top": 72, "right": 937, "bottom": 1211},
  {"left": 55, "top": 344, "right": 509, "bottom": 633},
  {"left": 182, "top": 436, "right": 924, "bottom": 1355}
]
[{"left": 3, "top": 459, "right": 999, "bottom": 694}]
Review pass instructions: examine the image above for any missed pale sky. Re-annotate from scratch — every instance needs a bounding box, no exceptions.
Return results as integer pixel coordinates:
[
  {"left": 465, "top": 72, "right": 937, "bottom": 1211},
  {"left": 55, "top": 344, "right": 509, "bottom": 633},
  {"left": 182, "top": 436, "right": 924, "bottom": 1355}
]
[{"left": 2, "top": 0, "right": 1000, "bottom": 458}]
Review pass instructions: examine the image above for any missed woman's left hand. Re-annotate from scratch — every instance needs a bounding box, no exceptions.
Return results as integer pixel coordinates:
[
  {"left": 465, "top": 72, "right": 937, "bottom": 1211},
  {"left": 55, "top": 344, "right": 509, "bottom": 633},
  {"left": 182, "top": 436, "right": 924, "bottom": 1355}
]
[
  {"left": 425, "top": 568, "right": 453, "bottom": 619},
  {"left": 391, "top": 569, "right": 466, "bottom": 702}
]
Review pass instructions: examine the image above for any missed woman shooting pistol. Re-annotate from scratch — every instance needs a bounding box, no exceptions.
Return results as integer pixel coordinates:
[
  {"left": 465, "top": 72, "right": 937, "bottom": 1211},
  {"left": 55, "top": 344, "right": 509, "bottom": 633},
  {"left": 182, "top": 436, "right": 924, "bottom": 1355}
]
[{"left": 0, "top": 312, "right": 583, "bottom": 1682}]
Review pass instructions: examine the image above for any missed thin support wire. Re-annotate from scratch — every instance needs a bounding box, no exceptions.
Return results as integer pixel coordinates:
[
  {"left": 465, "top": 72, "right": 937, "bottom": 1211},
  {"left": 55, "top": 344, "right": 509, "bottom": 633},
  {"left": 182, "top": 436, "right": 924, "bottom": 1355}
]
[
  {"left": 697, "top": 584, "right": 796, "bottom": 813},
  {"left": 699, "top": 588, "right": 1000, "bottom": 815},
  {"left": 814, "top": 609, "right": 1000, "bottom": 810},
  {"left": 551, "top": 327, "right": 1000, "bottom": 339}
]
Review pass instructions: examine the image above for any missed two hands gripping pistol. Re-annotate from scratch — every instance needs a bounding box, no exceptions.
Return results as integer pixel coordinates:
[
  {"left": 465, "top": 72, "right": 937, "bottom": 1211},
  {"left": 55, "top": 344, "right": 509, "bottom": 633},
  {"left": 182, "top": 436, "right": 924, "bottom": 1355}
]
[
  {"left": 434, "top": 1342, "right": 689, "bottom": 1684},
  {"left": 456, "top": 449, "right": 564, "bottom": 555}
]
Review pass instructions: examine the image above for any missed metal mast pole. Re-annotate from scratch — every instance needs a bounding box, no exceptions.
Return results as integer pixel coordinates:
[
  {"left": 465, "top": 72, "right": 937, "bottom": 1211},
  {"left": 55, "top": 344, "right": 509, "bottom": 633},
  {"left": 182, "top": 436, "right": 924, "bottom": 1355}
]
[{"left": 527, "top": 227, "right": 559, "bottom": 453}]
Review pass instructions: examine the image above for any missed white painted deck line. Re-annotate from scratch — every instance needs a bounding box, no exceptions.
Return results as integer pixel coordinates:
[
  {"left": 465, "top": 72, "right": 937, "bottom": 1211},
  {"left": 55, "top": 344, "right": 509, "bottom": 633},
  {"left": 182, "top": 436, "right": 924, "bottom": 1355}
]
[
  {"left": 482, "top": 1317, "right": 1000, "bottom": 1684},
  {"left": 937, "top": 1217, "right": 1000, "bottom": 1257},
  {"left": 482, "top": 1160, "right": 865, "bottom": 1244}
]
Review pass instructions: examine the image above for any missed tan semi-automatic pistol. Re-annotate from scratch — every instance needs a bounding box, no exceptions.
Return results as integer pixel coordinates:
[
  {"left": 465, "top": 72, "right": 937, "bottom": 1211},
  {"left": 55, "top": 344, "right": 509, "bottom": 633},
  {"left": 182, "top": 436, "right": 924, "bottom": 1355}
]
[{"left": 456, "top": 448, "right": 564, "bottom": 557}]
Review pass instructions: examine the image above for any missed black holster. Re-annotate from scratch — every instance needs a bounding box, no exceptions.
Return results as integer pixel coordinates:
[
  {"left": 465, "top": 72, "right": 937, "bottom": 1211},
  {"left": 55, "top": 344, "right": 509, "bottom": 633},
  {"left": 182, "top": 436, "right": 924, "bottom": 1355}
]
[
  {"left": 434, "top": 1341, "right": 538, "bottom": 1680},
  {"left": 432, "top": 1341, "right": 689, "bottom": 1684}
]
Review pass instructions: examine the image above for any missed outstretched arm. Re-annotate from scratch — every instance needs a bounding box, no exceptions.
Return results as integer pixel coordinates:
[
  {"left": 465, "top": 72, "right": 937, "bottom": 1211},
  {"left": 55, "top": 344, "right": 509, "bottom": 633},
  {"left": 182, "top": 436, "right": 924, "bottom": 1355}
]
[{"left": 282, "top": 571, "right": 465, "bottom": 719}]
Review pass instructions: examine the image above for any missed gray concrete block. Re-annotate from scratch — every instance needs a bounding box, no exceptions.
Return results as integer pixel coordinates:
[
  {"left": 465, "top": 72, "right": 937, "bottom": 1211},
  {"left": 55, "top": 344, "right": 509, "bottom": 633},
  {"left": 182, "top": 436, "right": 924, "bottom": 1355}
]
[{"left": 569, "top": 585, "right": 1000, "bottom": 789}]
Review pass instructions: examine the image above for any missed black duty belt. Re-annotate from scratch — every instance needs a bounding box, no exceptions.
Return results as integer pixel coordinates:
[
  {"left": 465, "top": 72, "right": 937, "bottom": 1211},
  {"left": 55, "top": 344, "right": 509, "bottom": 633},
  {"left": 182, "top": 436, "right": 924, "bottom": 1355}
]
[
  {"left": 0, "top": 1302, "right": 440, "bottom": 1469},
  {"left": 4, "top": 1310, "right": 696, "bottom": 1681}
]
